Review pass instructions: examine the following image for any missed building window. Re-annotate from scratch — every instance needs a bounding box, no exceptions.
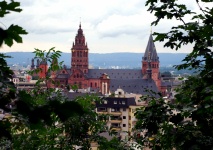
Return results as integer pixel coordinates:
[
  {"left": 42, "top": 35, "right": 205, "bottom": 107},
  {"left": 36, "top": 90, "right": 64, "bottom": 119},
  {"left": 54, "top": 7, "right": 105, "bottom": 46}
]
[
  {"left": 111, "top": 108, "right": 119, "bottom": 112},
  {"left": 123, "top": 108, "right": 126, "bottom": 111},
  {"left": 123, "top": 124, "right": 126, "bottom": 127},
  {"left": 129, "top": 116, "right": 131, "bottom": 120},
  {"left": 122, "top": 101, "right": 125, "bottom": 104},
  {"left": 104, "top": 100, "right": 107, "bottom": 104},
  {"left": 98, "top": 107, "right": 106, "bottom": 112},
  {"left": 123, "top": 116, "right": 126, "bottom": 119},
  {"left": 114, "top": 101, "right": 117, "bottom": 104}
]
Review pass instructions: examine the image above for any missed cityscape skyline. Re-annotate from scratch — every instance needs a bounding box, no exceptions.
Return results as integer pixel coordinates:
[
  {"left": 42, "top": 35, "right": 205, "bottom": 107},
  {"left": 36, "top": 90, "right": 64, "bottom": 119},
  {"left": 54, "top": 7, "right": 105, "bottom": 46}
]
[{"left": 1, "top": 0, "right": 205, "bottom": 54}]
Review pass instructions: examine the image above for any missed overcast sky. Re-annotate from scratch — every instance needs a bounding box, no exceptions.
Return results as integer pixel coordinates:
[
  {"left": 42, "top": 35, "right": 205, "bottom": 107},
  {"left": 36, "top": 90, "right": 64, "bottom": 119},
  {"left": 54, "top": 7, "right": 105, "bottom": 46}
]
[{"left": 1, "top": 0, "right": 208, "bottom": 53}]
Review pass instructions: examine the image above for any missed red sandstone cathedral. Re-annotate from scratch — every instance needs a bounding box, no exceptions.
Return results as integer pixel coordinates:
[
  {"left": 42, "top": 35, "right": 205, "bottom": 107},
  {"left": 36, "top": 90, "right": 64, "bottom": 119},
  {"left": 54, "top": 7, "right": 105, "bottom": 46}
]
[{"left": 31, "top": 23, "right": 167, "bottom": 96}]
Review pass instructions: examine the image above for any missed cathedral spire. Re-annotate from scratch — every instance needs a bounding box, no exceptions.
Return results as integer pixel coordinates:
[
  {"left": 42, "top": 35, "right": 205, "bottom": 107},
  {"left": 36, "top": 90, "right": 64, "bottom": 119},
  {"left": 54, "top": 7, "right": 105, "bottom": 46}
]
[
  {"left": 143, "top": 34, "right": 159, "bottom": 62},
  {"left": 142, "top": 32, "right": 161, "bottom": 90},
  {"left": 71, "top": 23, "right": 89, "bottom": 74},
  {"left": 79, "top": 22, "right": 81, "bottom": 29}
]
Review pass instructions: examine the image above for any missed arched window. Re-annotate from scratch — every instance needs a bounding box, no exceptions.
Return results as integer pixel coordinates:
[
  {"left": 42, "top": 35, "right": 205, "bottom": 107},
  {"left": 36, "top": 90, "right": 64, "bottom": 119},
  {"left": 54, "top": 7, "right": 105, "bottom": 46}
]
[{"left": 90, "top": 82, "right": 93, "bottom": 87}]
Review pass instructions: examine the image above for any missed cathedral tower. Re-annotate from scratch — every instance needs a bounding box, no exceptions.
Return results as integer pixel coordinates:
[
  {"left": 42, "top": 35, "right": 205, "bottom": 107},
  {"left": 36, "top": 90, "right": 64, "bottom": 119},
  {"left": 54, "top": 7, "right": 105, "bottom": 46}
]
[
  {"left": 39, "top": 60, "right": 48, "bottom": 78},
  {"left": 71, "top": 23, "right": 89, "bottom": 74},
  {"left": 142, "top": 34, "right": 161, "bottom": 90}
]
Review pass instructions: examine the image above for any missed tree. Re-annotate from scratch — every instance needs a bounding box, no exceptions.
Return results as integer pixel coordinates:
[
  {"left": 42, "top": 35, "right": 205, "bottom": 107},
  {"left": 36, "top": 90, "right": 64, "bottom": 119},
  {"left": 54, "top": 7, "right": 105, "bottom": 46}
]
[
  {"left": 134, "top": 0, "right": 213, "bottom": 149},
  {"left": 0, "top": 1, "right": 116, "bottom": 149},
  {"left": 0, "top": 0, "right": 27, "bottom": 143},
  {"left": 1, "top": 46, "right": 117, "bottom": 149}
]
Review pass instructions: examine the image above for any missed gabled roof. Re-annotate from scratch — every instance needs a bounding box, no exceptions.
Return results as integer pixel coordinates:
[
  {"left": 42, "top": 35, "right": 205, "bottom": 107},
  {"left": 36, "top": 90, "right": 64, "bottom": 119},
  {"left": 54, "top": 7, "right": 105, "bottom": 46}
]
[
  {"left": 87, "top": 69, "right": 143, "bottom": 79},
  {"left": 56, "top": 74, "right": 69, "bottom": 79},
  {"left": 143, "top": 34, "right": 159, "bottom": 62},
  {"left": 87, "top": 69, "right": 159, "bottom": 96},
  {"left": 109, "top": 79, "right": 159, "bottom": 95}
]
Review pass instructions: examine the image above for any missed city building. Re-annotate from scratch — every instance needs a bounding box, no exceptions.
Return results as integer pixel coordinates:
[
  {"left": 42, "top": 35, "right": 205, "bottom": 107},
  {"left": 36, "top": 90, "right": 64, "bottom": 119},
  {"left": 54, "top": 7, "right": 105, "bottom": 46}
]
[
  {"left": 31, "top": 23, "right": 167, "bottom": 96},
  {"left": 96, "top": 88, "right": 146, "bottom": 140}
]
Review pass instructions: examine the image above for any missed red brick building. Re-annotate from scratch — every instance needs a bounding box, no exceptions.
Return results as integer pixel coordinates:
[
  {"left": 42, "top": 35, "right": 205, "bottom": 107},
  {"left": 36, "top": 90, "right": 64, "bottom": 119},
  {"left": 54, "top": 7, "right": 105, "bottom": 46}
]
[{"left": 33, "top": 23, "right": 167, "bottom": 96}]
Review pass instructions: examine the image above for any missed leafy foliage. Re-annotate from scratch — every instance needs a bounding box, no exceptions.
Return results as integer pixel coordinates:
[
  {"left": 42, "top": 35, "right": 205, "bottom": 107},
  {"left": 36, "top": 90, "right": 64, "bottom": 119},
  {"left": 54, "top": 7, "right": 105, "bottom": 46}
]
[
  {"left": 0, "top": 47, "right": 111, "bottom": 149},
  {"left": 0, "top": 1, "right": 125, "bottom": 148},
  {"left": 134, "top": 0, "right": 213, "bottom": 149},
  {"left": 0, "top": 0, "right": 22, "bottom": 17},
  {"left": 0, "top": 0, "right": 27, "bottom": 47}
]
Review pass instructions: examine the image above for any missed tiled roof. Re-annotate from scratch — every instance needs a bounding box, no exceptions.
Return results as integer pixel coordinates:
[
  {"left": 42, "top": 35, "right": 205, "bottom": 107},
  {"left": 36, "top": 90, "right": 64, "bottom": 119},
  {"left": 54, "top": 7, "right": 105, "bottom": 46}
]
[
  {"left": 65, "top": 69, "right": 72, "bottom": 75},
  {"left": 109, "top": 79, "right": 159, "bottom": 95},
  {"left": 161, "top": 81, "right": 182, "bottom": 87},
  {"left": 56, "top": 74, "right": 69, "bottom": 79},
  {"left": 87, "top": 69, "right": 143, "bottom": 79},
  {"left": 54, "top": 69, "right": 159, "bottom": 96},
  {"left": 143, "top": 34, "right": 159, "bottom": 62}
]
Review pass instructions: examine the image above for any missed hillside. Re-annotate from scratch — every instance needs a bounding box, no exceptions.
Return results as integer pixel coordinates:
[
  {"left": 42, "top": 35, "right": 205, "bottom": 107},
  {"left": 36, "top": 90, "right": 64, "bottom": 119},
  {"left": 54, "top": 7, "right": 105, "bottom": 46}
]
[{"left": 5, "top": 52, "right": 187, "bottom": 68}]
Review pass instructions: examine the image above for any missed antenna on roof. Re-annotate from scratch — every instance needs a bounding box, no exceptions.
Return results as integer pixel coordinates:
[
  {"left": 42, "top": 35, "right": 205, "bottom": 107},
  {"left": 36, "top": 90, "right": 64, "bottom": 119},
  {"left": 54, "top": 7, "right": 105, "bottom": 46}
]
[{"left": 79, "top": 17, "right": 81, "bottom": 28}]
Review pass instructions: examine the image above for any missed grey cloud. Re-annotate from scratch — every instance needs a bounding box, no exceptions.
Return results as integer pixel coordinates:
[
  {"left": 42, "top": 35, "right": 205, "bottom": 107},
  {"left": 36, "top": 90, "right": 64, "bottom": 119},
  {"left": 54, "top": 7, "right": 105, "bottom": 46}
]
[
  {"left": 98, "top": 25, "right": 147, "bottom": 38},
  {"left": 3, "top": 11, "right": 76, "bottom": 34},
  {"left": 19, "top": 0, "right": 35, "bottom": 7},
  {"left": 90, "top": 4, "right": 144, "bottom": 28},
  {"left": 24, "top": 19, "right": 77, "bottom": 34},
  {"left": 27, "top": 27, "right": 75, "bottom": 34}
]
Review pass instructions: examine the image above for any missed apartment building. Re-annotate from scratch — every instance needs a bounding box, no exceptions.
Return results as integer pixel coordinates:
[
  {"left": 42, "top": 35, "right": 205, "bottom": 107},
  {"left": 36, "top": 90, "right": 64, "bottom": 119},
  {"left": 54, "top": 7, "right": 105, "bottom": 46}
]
[{"left": 96, "top": 88, "right": 146, "bottom": 140}]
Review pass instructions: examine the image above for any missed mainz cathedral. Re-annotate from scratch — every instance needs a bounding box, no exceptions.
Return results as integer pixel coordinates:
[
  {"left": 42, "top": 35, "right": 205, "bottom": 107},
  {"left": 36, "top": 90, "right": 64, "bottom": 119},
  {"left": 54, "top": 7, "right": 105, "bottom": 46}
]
[{"left": 31, "top": 23, "right": 168, "bottom": 96}]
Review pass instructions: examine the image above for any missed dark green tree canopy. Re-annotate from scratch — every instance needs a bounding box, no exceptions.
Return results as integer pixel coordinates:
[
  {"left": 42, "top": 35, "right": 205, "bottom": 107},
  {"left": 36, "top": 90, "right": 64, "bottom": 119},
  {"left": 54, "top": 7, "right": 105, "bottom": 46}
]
[{"left": 134, "top": 0, "right": 213, "bottom": 149}]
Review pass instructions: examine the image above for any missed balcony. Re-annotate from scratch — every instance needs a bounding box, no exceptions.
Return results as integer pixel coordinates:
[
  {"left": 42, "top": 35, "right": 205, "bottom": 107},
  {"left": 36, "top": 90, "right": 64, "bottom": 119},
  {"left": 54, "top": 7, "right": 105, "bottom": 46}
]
[
  {"left": 110, "top": 116, "right": 122, "bottom": 123},
  {"left": 97, "top": 111, "right": 108, "bottom": 115},
  {"left": 110, "top": 127, "right": 121, "bottom": 131},
  {"left": 97, "top": 108, "right": 108, "bottom": 114},
  {"left": 110, "top": 124, "right": 121, "bottom": 131},
  {"left": 110, "top": 111, "right": 122, "bottom": 115}
]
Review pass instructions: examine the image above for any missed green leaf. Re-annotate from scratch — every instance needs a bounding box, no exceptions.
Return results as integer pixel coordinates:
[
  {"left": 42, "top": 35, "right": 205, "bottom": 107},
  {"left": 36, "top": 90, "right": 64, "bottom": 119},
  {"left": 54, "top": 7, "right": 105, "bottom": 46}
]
[
  {"left": 2, "top": 24, "right": 27, "bottom": 47},
  {"left": 0, "top": 1, "right": 22, "bottom": 17}
]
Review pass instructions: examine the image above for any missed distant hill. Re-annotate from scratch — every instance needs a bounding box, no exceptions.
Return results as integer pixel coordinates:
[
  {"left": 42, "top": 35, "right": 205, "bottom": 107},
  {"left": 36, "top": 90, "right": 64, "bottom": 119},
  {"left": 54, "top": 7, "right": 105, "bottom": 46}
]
[{"left": 4, "top": 52, "right": 187, "bottom": 68}]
